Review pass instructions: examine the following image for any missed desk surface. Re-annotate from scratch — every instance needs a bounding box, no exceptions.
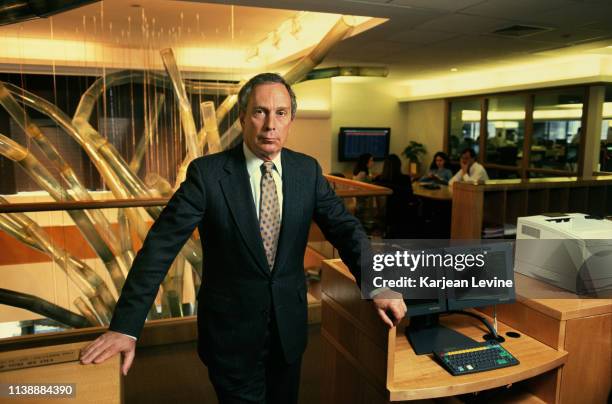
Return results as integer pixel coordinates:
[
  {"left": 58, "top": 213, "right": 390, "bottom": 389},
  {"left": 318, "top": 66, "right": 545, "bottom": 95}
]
[
  {"left": 391, "top": 314, "right": 567, "bottom": 401},
  {"left": 513, "top": 273, "right": 612, "bottom": 320},
  {"left": 413, "top": 182, "right": 452, "bottom": 200}
]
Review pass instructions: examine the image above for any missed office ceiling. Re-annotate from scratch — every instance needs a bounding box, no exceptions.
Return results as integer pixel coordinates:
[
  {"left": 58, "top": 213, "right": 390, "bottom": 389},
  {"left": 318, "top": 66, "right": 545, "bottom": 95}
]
[
  {"left": 0, "top": 0, "right": 611, "bottom": 83},
  {"left": 205, "top": 0, "right": 612, "bottom": 80}
]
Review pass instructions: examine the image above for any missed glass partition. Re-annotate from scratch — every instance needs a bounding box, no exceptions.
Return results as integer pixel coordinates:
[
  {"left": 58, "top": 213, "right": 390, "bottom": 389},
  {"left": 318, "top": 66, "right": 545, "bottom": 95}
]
[
  {"left": 530, "top": 88, "right": 585, "bottom": 172},
  {"left": 600, "top": 85, "right": 612, "bottom": 172},
  {"left": 485, "top": 95, "right": 525, "bottom": 168},
  {"left": 448, "top": 98, "right": 481, "bottom": 161},
  {"left": 445, "top": 85, "right": 608, "bottom": 179}
]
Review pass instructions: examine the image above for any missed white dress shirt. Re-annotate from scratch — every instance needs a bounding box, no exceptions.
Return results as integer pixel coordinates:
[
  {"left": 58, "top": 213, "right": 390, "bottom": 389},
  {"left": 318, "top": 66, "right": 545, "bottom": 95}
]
[{"left": 449, "top": 161, "right": 489, "bottom": 188}]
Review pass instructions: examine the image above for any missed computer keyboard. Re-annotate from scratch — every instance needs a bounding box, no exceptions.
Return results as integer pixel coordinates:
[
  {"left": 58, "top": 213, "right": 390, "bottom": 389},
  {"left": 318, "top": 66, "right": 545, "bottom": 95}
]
[{"left": 433, "top": 341, "right": 519, "bottom": 376}]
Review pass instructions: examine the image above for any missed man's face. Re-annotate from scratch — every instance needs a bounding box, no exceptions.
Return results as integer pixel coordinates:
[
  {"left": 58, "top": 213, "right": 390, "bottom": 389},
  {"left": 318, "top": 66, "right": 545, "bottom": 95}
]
[
  {"left": 240, "top": 82, "right": 293, "bottom": 161},
  {"left": 460, "top": 152, "right": 474, "bottom": 167}
]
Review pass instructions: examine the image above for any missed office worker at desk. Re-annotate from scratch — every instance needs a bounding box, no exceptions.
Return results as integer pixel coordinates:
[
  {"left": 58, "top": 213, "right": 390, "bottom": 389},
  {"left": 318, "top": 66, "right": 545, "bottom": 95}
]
[
  {"left": 352, "top": 152, "right": 374, "bottom": 182},
  {"left": 420, "top": 151, "right": 452, "bottom": 185},
  {"left": 449, "top": 148, "right": 489, "bottom": 187},
  {"left": 79, "top": 73, "right": 406, "bottom": 404}
]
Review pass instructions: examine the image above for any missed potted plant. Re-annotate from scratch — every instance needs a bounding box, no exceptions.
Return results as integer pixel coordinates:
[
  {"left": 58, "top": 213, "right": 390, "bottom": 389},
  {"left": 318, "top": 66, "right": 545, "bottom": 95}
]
[{"left": 402, "top": 141, "right": 427, "bottom": 175}]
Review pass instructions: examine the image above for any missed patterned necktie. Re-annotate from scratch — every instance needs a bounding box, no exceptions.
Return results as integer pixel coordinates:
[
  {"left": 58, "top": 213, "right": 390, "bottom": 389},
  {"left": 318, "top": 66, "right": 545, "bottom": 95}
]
[{"left": 259, "top": 161, "right": 281, "bottom": 269}]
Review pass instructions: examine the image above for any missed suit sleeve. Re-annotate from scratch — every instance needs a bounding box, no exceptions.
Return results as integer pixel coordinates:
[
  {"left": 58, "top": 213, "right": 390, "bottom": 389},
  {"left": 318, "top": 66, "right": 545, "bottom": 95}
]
[
  {"left": 311, "top": 162, "right": 373, "bottom": 296},
  {"left": 109, "top": 160, "right": 206, "bottom": 338}
]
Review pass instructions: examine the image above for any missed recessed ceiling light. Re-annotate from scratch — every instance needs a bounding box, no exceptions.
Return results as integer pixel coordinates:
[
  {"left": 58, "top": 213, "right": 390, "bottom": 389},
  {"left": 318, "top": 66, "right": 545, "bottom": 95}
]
[{"left": 450, "top": 68, "right": 458, "bottom": 72}]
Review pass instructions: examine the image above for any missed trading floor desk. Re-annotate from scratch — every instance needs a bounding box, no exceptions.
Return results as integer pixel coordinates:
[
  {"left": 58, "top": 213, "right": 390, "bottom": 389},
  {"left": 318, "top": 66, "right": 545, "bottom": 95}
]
[
  {"left": 412, "top": 183, "right": 452, "bottom": 201},
  {"left": 321, "top": 259, "right": 571, "bottom": 403}
]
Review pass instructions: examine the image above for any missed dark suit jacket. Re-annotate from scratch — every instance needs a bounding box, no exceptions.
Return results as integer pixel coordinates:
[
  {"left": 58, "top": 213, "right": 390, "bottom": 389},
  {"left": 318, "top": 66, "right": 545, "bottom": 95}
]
[{"left": 109, "top": 144, "right": 368, "bottom": 379}]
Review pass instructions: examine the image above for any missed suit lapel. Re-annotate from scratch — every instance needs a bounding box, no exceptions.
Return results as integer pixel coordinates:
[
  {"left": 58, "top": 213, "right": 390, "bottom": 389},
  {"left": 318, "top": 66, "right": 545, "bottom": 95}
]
[
  {"left": 219, "top": 145, "right": 270, "bottom": 276},
  {"left": 273, "top": 149, "right": 303, "bottom": 274}
]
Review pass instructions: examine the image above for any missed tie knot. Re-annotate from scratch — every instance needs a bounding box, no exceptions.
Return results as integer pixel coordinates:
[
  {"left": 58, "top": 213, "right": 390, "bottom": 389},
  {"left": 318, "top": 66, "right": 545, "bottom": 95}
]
[{"left": 261, "top": 161, "right": 275, "bottom": 174}]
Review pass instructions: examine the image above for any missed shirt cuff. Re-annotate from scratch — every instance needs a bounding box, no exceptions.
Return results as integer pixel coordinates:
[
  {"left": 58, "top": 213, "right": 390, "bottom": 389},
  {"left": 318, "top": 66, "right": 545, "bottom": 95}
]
[
  {"left": 369, "top": 287, "right": 391, "bottom": 299},
  {"left": 119, "top": 332, "right": 137, "bottom": 341}
]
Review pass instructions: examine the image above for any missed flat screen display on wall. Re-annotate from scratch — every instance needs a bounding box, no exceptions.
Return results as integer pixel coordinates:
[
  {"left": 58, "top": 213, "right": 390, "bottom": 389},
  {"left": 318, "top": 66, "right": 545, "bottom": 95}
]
[{"left": 338, "top": 127, "right": 390, "bottom": 161}]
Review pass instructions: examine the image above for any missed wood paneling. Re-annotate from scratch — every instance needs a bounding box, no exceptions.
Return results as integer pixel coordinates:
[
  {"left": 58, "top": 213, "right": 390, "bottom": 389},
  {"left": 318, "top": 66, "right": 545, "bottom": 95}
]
[
  {"left": 522, "top": 370, "right": 561, "bottom": 404},
  {"left": 561, "top": 314, "right": 612, "bottom": 404},
  {"left": 480, "top": 303, "right": 565, "bottom": 349},
  {"left": 483, "top": 274, "right": 612, "bottom": 404},
  {"left": 451, "top": 185, "right": 484, "bottom": 239}
]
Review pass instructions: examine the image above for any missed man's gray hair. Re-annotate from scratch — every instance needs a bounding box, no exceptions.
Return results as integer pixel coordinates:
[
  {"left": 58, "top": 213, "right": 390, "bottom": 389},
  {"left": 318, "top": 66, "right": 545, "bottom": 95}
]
[{"left": 238, "top": 73, "right": 297, "bottom": 120}]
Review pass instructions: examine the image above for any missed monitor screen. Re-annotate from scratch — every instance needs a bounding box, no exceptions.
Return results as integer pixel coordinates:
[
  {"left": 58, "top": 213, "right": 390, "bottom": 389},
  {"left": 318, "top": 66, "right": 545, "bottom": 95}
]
[
  {"left": 405, "top": 298, "right": 447, "bottom": 317},
  {"left": 446, "top": 242, "right": 516, "bottom": 310},
  {"left": 338, "top": 127, "right": 390, "bottom": 161},
  {"left": 405, "top": 259, "right": 447, "bottom": 317}
]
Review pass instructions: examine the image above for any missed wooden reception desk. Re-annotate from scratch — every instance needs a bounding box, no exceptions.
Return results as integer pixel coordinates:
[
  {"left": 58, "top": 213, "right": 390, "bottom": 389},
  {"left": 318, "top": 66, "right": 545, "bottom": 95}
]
[
  {"left": 321, "top": 259, "right": 575, "bottom": 403},
  {"left": 479, "top": 274, "right": 612, "bottom": 404}
]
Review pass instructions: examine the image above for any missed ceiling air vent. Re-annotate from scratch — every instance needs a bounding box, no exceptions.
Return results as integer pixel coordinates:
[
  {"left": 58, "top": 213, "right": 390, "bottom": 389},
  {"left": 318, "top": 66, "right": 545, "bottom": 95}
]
[{"left": 491, "top": 25, "right": 552, "bottom": 38}]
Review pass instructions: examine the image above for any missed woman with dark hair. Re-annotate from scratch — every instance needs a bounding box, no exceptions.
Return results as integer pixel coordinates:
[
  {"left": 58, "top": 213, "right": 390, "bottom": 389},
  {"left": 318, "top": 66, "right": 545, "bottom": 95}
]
[
  {"left": 352, "top": 153, "right": 374, "bottom": 182},
  {"left": 376, "top": 154, "right": 407, "bottom": 184},
  {"left": 374, "top": 154, "right": 416, "bottom": 238},
  {"left": 420, "top": 151, "right": 452, "bottom": 184}
]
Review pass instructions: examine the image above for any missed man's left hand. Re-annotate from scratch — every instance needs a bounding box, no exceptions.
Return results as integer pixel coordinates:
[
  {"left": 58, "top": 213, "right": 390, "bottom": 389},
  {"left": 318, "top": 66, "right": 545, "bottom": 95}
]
[{"left": 372, "top": 290, "right": 407, "bottom": 328}]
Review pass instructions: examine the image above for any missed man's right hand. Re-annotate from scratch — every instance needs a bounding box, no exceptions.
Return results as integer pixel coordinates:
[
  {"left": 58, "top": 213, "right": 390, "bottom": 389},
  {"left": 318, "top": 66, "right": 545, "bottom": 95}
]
[
  {"left": 372, "top": 290, "right": 407, "bottom": 328},
  {"left": 79, "top": 331, "right": 136, "bottom": 376},
  {"left": 460, "top": 160, "right": 470, "bottom": 175}
]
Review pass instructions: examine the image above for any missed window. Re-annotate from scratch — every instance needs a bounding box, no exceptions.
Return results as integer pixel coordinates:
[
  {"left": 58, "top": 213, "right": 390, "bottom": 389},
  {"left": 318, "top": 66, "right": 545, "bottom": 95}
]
[
  {"left": 599, "top": 85, "right": 612, "bottom": 172},
  {"left": 448, "top": 98, "right": 481, "bottom": 161},
  {"left": 530, "top": 88, "right": 585, "bottom": 173},
  {"left": 485, "top": 95, "right": 525, "bottom": 168}
]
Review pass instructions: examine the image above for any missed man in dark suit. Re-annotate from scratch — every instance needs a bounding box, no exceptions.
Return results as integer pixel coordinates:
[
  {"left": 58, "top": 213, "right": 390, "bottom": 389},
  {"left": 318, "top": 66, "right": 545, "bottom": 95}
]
[{"left": 80, "top": 73, "right": 406, "bottom": 403}]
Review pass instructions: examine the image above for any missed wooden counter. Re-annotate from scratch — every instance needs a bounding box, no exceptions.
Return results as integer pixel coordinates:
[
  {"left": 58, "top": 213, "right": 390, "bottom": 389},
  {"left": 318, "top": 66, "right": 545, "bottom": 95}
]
[
  {"left": 321, "top": 259, "right": 570, "bottom": 403},
  {"left": 480, "top": 273, "right": 612, "bottom": 404},
  {"left": 413, "top": 183, "right": 452, "bottom": 201},
  {"left": 450, "top": 177, "right": 612, "bottom": 239},
  {"left": 0, "top": 341, "right": 121, "bottom": 403}
]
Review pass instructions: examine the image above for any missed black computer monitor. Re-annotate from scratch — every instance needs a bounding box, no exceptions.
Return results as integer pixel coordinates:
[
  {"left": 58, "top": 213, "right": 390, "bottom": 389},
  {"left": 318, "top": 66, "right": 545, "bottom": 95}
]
[
  {"left": 404, "top": 261, "right": 447, "bottom": 317},
  {"left": 405, "top": 241, "right": 516, "bottom": 355},
  {"left": 405, "top": 298, "right": 446, "bottom": 317},
  {"left": 446, "top": 242, "right": 516, "bottom": 310},
  {"left": 338, "top": 127, "right": 390, "bottom": 161}
]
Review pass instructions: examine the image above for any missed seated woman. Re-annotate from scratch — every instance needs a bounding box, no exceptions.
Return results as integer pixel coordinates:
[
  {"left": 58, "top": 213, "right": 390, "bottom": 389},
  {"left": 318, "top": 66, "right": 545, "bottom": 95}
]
[
  {"left": 420, "top": 151, "right": 452, "bottom": 184},
  {"left": 374, "top": 154, "right": 417, "bottom": 238},
  {"left": 352, "top": 153, "right": 374, "bottom": 182}
]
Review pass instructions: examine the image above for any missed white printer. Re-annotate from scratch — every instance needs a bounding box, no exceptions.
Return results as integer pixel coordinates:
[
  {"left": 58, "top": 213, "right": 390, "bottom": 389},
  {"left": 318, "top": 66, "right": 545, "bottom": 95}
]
[{"left": 515, "top": 213, "right": 612, "bottom": 296}]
